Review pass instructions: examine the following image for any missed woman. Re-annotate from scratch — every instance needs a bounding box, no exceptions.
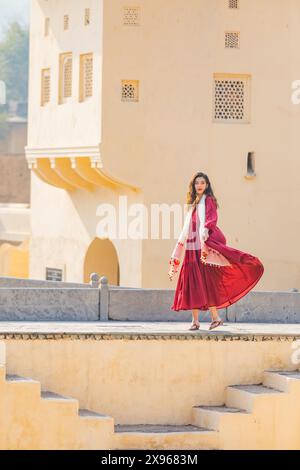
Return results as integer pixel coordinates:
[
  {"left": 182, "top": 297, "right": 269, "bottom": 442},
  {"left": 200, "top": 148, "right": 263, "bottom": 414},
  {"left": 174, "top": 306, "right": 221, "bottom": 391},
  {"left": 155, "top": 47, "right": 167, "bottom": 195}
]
[{"left": 168, "top": 172, "right": 264, "bottom": 331}]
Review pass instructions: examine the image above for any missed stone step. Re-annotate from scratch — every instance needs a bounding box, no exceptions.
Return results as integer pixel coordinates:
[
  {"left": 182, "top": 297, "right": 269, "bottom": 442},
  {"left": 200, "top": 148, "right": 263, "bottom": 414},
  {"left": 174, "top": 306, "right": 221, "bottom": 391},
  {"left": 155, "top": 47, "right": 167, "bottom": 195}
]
[
  {"left": 0, "top": 348, "right": 113, "bottom": 449},
  {"left": 6, "top": 374, "right": 40, "bottom": 383},
  {"left": 5, "top": 373, "right": 41, "bottom": 399},
  {"left": 5, "top": 374, "right": 113, "bottom": 425},
  {"left": 115, "top": 424, "right": 211, "bottom": 433},
  {"left": 41, "top": 390, "right": 78, "bottom": 402},
  {"left": 78, "top": 409, "right": 115, "bottom": 450},
  {"left": 226, "top": 384, "right": 284, "bottom": 412},
  {"left": 263, "top": 369, "right": 300, "bottom": 392},
  {"left": 79, "top": 409, "right": 110, "bottom": 418},
  {"left": 113, "top": 424, "right": 218, "bottom": 450},
  {"left": 192, "top": 405, "right": 249, "bottom": 431},
  {"left": 40, "top": 390, "right": 79, "bottom": 415}
]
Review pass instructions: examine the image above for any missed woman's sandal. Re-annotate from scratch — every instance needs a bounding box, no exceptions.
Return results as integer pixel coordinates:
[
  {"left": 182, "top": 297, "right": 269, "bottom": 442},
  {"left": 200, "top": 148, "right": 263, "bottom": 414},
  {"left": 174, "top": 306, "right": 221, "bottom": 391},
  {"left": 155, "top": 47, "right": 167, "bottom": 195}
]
[
  {"left": 188, "top": 322, "right": 200, "bottom": 331},
  {"left": 209, "top": 318, "right": 224, "bottom": 330}
]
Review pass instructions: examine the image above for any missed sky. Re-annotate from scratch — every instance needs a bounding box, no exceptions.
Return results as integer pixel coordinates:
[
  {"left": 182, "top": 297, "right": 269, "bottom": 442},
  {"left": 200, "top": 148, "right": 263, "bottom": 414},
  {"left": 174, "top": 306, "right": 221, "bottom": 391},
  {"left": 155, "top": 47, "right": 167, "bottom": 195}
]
[{"left": 0, "top": 0, "right": 29, "bottom": 39}]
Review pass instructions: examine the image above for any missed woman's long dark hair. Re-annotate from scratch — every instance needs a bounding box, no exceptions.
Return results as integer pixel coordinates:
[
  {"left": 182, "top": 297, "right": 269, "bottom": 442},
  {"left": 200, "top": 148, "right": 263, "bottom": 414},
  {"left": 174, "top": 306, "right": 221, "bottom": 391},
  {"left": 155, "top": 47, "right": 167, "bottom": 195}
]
[{"left": 186, "top": 172, "right": 219, "bottom": 209}]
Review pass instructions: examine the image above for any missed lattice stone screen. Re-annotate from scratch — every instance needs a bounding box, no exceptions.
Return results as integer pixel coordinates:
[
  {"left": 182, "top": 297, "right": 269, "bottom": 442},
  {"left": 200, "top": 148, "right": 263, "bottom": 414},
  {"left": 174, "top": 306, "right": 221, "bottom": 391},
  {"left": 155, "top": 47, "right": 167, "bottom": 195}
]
[
  {"left": 213, "top": 74, "right": 251, "bottom": 123},
  {"left": 41, "top": 68, "right": 50, "bottom": 106},
  {"left": 84, "top": 8, "right": 90, "bottom": 25},
  {"left": 229, "top": 0, "right": 239, "bottom": 8},
  {"left": 121, "top": 80, "right": 139, "bottom": 102},
  {"left": 123, "top": 6, "right": 140, "bottom": 25},
  {"left": 63, "top": 56, "right": 72, "bottom": 97},
  {"left": 79, "top": 53, "right": 93, "bottom": 101},
  {"left": 225, "top": 31, "right": 240, "bottom": 48},
  {"left": 64, "top": 14, "right": 69, "bottom": 30},
  {"left": 59, "top": 53, "right": 73, "bottom": 103}
]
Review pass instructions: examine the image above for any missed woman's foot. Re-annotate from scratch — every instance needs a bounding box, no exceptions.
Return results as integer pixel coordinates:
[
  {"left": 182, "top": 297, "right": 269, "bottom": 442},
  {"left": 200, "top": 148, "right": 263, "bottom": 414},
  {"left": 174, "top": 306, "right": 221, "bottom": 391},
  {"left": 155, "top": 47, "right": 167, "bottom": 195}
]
[
  {"left": 188, "top": 321, "right": 200, "bottom": 330},
  {"left": 209, "top": 318, "right": 224, "bottom": 330}
]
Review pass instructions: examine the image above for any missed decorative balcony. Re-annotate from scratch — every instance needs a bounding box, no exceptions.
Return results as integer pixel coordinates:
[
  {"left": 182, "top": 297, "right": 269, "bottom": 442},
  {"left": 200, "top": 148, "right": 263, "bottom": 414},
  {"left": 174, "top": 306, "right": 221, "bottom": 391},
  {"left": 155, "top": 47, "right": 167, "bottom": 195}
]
[{"left": 25, "top": 146, "right": 140, "bottom": 192}]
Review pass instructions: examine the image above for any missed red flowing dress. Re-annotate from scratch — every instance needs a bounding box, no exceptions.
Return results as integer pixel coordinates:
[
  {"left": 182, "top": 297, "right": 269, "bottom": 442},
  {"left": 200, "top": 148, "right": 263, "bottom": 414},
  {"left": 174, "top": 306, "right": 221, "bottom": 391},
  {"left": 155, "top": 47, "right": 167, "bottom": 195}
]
[{"left": 171, "top": 196, "right": 264, "bottom": 311}]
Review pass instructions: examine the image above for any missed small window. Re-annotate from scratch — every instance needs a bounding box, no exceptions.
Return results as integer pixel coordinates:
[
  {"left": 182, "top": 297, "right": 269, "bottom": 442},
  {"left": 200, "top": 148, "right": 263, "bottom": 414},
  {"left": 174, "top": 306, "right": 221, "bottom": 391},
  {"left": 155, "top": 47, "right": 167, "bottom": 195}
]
[
  {"left": 123, "top": 6, "right": 140, "bottom": 26},
  {"left": 84, "top": 8, "right": 90, "bottom": 25},
  {"left": 41, "top": 68, "right": 50, "bottom": 106},
  {"left": 64, "top": 14, "right": 69, "bottom": 30},
  {"left": 59, "top": 53, "right": 72, "bottom": 104},
  {"left": 79, "top": 53, "right": 93, "bottom": 101},
  {"left": 44, "top": 17, "right": 50, "bottom": 37},
  {"left": 213, "top": 73, "right": 251, "bottom": 123},
  {"left": 229, "top": 0, "right": 239, "bottom": 8},
  {"left": 225, "top": 31, "right": 240, "bottom": 49},
  {"left": 121, "top": 80, "right": 139, "bottom": 102},
  {"left": 246, "top": 152, "right": 256, "bottom": 178}
]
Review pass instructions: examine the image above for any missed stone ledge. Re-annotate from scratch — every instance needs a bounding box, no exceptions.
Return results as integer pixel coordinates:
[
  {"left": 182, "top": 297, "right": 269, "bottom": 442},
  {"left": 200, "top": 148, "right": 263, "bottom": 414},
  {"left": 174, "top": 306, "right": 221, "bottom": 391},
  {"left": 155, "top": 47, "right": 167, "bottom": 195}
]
[{"left": 0, "top": 332, "right": 299, "bottom": 341}]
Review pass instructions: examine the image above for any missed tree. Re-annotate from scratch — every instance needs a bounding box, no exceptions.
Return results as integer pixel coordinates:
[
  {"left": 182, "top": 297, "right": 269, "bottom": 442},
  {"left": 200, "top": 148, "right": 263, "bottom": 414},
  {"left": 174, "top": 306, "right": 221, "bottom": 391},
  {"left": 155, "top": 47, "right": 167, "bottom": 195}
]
[{"left": 0, "top": 21, "right": 29, "bottom": 105}]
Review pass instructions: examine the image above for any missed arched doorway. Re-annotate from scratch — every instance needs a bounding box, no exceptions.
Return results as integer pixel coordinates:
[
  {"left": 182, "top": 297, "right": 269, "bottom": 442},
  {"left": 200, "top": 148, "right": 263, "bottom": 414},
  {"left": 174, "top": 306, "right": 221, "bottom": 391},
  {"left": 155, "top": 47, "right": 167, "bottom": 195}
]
[{"left": 84, "top": 238, "right": 119, "bottom": 285}]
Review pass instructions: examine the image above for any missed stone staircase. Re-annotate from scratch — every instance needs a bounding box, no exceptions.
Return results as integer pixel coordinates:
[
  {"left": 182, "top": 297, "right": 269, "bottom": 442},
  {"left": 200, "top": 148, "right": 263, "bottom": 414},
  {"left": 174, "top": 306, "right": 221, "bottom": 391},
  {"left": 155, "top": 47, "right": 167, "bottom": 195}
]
[
  {"left": 1, "top": 352, "right": 300, "bottom": 449},
  {"left": 111, "top": 370, "right": 300, "bottom": 450},
  {"left": 191, "top": 370, "right": 300, "bottom": 450},
  {"left": 0, "top": 364, "right": 217, "bottom": 450},
  {"left": 0, "top": 366, "right": 114, "bottom": 450}
]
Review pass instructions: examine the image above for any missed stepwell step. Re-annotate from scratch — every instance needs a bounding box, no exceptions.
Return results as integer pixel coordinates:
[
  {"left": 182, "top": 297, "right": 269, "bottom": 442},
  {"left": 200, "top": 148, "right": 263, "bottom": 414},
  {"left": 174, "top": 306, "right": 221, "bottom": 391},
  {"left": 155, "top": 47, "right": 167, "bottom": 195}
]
[
  {"left": 79, "top": 409, "right": 111, "bottom": 418},
  {"left": 6, "top": 374, "right": 39, "bottom": 383},
  {"left": 195, "top": 405, "right": 249, "bottom": 413},
  {"left": 114, "top": 424, "right": 213, "bottom": 433},
  {"left": 41, "top": 391, "right": 77, "bottom": 401},
  {"left": 265, "top": 370, "right": 300, "bottom": 379},
  {"left": 229, "top": 384, "right": 284, "bottom": 394}
]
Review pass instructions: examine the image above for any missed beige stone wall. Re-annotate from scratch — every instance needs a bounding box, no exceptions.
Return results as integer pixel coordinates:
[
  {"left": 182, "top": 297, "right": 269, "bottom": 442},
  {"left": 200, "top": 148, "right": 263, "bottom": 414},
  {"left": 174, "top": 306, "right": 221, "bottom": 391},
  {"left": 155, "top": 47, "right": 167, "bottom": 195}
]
[
  {"left": 29, "top": 172, "right": 142, "bottom": 285},
  {"left": 27, "top": 0, "right": 300, "bottom": 289},
  {"left": 4, "top": 336, "right": 298, "bottom": 425},
  {"left": 27, "top": 0, "right": 102, "bottom": 149},
  {"left": 101, "top": 0, "right": 300, "bottom": 289}
]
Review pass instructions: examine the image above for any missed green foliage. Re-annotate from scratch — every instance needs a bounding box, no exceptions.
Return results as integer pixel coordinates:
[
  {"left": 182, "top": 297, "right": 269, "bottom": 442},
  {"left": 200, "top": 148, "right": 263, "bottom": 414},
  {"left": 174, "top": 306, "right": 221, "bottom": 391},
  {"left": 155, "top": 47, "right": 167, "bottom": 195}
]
[{"left": 0, "top": 21, "right": 29, "bottom": 104}]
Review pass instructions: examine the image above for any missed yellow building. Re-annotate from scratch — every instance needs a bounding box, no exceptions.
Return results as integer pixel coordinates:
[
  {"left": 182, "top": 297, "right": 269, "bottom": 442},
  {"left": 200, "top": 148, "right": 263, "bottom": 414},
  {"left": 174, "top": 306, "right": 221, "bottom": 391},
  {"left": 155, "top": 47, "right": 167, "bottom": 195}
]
[{"left": 25, "top": 0, "right": 299, "bottom": 289}]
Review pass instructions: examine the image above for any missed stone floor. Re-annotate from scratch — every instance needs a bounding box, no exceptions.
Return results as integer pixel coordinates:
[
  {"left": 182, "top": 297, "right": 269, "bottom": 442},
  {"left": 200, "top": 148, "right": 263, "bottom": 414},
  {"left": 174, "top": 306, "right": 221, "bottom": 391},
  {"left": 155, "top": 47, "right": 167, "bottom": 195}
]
[{"left": 0, "top": 321, "right": 299, "bottom": 338}]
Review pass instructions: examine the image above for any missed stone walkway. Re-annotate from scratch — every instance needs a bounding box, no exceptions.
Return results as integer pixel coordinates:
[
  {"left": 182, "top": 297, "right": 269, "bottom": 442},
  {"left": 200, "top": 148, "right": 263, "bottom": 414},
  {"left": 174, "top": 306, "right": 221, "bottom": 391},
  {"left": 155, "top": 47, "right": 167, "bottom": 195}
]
[{"left": 0, "top": 321, "right": 299, "bottom": 339}]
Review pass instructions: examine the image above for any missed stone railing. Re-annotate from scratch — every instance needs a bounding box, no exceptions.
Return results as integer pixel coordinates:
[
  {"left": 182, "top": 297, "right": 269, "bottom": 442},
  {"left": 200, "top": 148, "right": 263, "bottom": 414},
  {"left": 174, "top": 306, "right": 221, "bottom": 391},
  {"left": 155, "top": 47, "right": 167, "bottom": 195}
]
[{"left": 0, "top": 275, "right": 299, "bottom": 323}]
